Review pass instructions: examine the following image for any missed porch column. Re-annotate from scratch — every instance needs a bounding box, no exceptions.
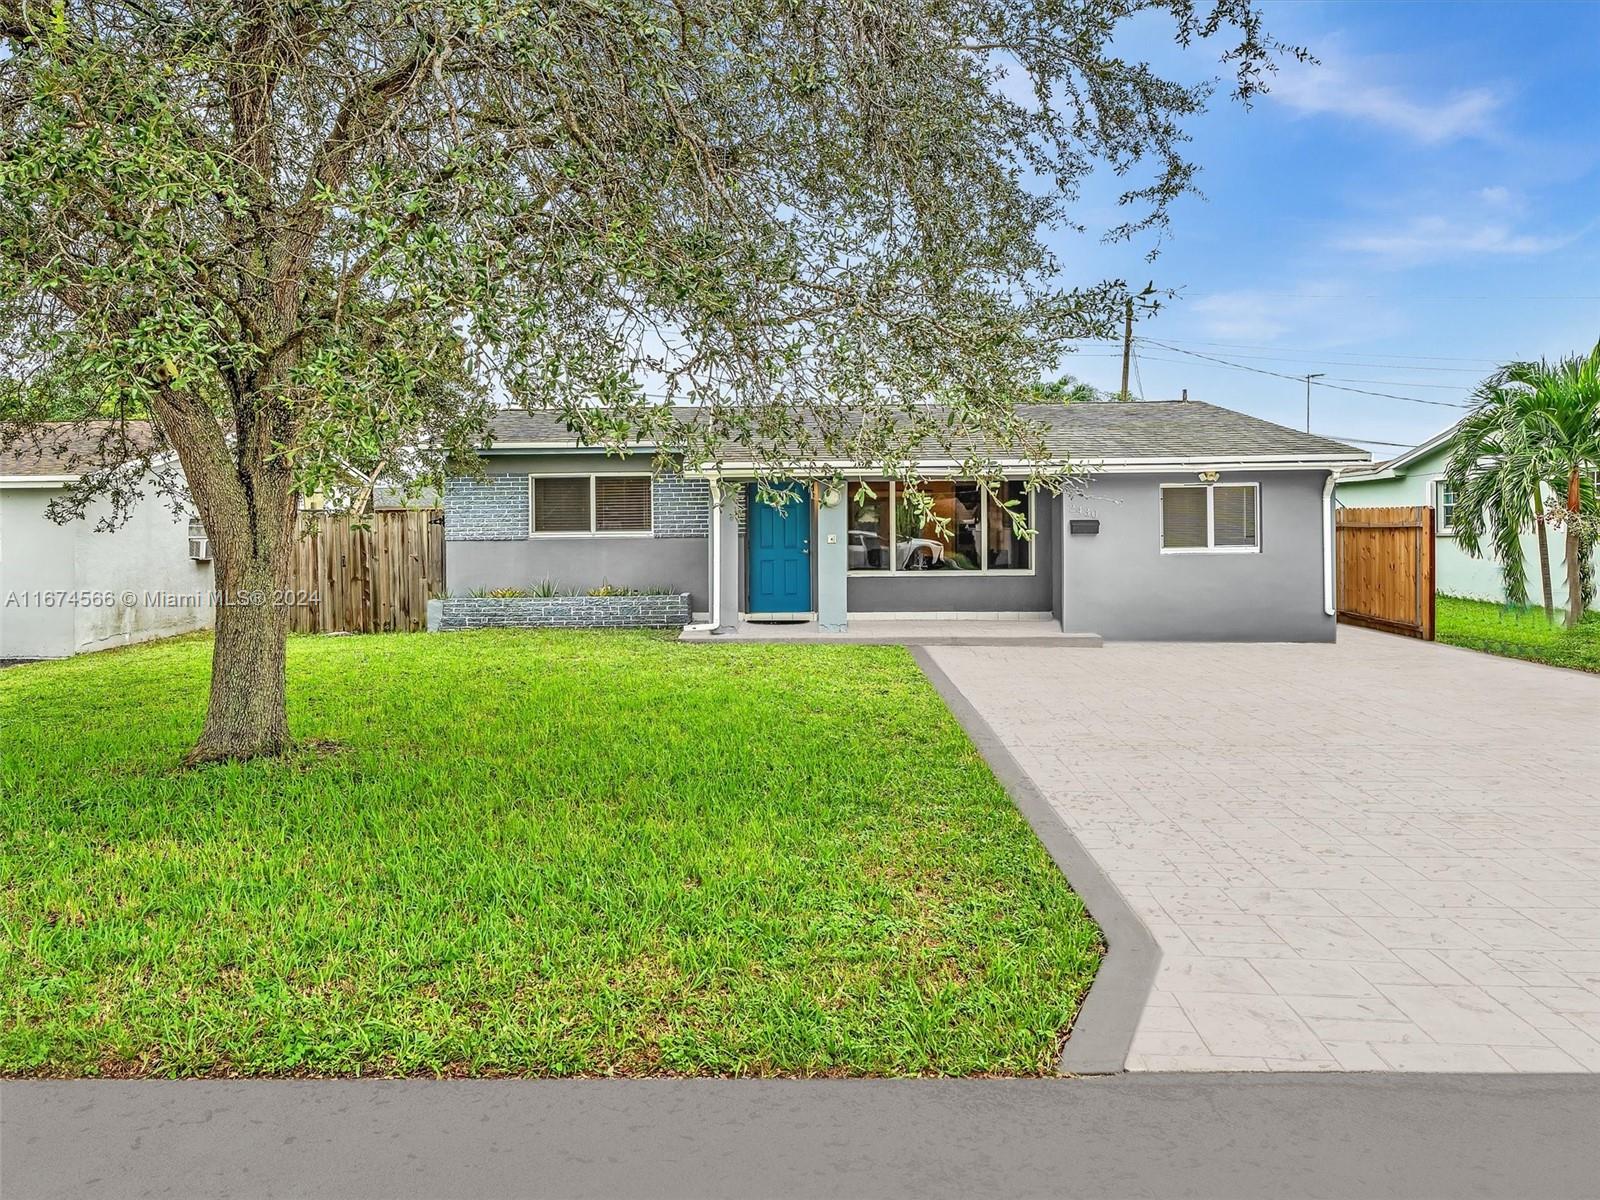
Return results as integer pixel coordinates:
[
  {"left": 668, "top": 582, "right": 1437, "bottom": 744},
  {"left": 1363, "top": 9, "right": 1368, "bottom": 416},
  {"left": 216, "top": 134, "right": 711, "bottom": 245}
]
[
  {"left": 817, "top": 484, "right": 849, "bottom": 632},
  {"left": 714, "top": 483, "right": 741, "bottom": 633}
]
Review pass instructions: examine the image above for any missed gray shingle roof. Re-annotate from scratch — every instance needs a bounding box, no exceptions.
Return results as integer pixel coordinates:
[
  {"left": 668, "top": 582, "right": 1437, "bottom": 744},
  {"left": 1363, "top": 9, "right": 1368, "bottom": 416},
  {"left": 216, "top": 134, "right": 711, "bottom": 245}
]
[
  {"left": 0, "top": 421, "right": 159, "bottom": 477},
  {"left": 483, "top": 401, "right": 1367, "bottom": 463}
]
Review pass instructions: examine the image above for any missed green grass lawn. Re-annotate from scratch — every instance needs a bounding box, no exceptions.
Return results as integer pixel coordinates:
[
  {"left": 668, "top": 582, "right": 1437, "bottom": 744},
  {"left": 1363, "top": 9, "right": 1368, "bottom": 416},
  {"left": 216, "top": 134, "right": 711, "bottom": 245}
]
[
  {"left": 1436, "top": 594, "right": 1600, "bottom": 674},
  {"left": 0, "top": 631, "right": 1099, "bottom": 1079}
]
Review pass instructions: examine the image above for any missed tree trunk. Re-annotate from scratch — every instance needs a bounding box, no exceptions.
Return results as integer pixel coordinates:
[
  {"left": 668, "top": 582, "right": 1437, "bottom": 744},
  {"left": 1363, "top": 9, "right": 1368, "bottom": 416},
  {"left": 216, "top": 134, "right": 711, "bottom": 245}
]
[
  {"left": 1533, "top": 488, "right": 1555, "bottom": 621},
  {"left": 179, "top": 442, "right": 300, "bottom": 765},
  {"left": 1565, "top": 467, "right": 1583, "bottom": 629},
  {"left": 186, "top": 549, "right": 293, "bottom": 764}
]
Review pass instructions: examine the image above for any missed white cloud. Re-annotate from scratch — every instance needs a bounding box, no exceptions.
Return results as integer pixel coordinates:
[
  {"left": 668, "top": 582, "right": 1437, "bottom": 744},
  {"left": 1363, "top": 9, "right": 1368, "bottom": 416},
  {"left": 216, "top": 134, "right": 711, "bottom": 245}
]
[
  {"left": 1187, "top": 287, "right": 1393, "bottom": 344},
  {"left": 1335, "top": 216, "right": 1571, "bottom": 265},
  {"left": 1269, "top": 53, "right": 1504, "bottom": 144},
  {"left": 1190, "top": 291, "right": 1299, "bottom": 341}
]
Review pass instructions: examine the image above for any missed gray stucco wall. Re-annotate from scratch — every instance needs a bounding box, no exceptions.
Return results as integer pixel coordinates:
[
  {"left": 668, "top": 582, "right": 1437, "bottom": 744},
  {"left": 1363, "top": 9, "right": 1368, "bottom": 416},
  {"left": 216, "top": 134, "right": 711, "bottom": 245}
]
[
  {"left": 444, "top": 453, "right": 711, "bottom": 610},
  {"left": 0, "top": 488, "right": 76, "bottom": 657},
  {"left": 844, "top": 490, "right": 1056, "bottom": 613},
  {"left": 1, "top": 483, "right": 214, "bottom": 659},
  {"left": 1059, "top": 469, "right": 1335, "bottom": 641},
  {"left": 73, "top": 491, "right": 214, "bottom": 653}
]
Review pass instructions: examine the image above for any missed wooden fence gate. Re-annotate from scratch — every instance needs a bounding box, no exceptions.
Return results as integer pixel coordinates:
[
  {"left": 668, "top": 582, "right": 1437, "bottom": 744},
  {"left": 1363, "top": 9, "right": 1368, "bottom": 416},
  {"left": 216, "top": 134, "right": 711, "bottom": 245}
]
[
  {"left": 287, "top": 509, "right": 445, "bottom": 634},
  {"left": 1336, "top": 505, "right": 1435, "bottom": 640}
]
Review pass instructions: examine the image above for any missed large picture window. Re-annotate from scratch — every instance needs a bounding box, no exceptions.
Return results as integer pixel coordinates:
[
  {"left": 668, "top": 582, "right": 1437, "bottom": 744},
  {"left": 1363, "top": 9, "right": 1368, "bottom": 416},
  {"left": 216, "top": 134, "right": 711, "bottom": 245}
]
[
  {"left": 530, "top": 475, "right": 652, "bottom": 536},
  {"left": 1160, "top": 483, "right": 1259, "bottom": 553},
  {"left": 846, "top": 480, "right": 1034, "bottom": 574}
]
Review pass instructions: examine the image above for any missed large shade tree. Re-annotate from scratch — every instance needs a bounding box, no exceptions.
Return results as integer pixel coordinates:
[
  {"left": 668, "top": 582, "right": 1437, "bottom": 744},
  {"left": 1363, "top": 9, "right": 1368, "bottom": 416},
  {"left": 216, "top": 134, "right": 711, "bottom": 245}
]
[{"left": 1, "top": 0, "right": 1296, "bottom": 762}]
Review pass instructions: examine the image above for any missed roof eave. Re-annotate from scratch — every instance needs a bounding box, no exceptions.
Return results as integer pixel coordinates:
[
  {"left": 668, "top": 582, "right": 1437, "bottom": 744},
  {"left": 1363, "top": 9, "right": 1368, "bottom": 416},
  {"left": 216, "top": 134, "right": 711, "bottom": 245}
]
[
  {"left": 687, "top": 452, "right": 1369, "bottom": 478},
  {"left": 0, "top": 473, "right": 78, "bottom": 486}
]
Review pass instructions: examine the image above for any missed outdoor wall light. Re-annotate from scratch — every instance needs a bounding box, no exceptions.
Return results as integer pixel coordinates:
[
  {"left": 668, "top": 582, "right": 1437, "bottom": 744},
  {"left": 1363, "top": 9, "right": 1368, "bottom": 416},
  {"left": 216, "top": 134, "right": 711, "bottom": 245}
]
[
  {"left": 821, "top": 485, "right": 843, "bottom": 508},
  {"left": 1197, "top": 470, "right": 1221, "bottom": 483}
]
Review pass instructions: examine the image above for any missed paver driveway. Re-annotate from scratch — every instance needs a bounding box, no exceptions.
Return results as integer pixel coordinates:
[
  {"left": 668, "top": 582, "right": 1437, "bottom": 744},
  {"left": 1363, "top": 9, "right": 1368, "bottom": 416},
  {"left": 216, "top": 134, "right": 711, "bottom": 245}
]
[{"left": 928, "top": 628, "right": 1600, "bottom": 1072}]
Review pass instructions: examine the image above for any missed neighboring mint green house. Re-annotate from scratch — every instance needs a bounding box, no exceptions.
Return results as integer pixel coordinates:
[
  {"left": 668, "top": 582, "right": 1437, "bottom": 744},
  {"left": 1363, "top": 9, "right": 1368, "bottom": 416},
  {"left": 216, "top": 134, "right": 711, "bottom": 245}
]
[
  {"left": 444, "top": 400, "right": 1372, "bottom": 641},
  {"left": 1336, "top": 422, "right": 1600, "bottom": 613}
]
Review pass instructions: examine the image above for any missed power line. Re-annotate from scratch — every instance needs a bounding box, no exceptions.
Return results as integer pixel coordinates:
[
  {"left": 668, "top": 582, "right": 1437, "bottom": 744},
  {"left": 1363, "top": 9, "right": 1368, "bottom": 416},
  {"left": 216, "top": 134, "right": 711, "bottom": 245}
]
[
  {"left": 1164, "top": 293, "right": 1600, "bottom": 302},
  {"left": 1326, "top": 436, "right": 1418, "bottom": 448},
  {"left": 1095, "top": 335, "right": 1508, "bottom": 365},
  {"left": 1320, "top": 376, "right": 1474, "bottom": 390},
  {"left": 1069, "top": 338, "right": 1494, "bottom": 374},
  {"left": 1137, "top": 339, "right": 1473, "bottom": 410}
]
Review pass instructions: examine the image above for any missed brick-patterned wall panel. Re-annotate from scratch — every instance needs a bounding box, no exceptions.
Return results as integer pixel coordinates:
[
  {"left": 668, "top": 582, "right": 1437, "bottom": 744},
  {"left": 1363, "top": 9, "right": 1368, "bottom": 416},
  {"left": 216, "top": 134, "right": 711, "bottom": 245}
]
[
  {"left": 445, "top": 474, "right": 528, "bottom": 540},
  {"left": 651, "top": 475, "right": 710, "bottom": 538},
  {"left": 437, "top": 594, "right": 692, "bottom": 629}
]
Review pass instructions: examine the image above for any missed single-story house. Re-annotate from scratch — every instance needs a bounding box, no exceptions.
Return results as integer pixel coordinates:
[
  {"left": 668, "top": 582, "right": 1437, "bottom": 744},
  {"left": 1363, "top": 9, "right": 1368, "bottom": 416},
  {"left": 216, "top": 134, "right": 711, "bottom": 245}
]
[
  {"left": 444, "top": 399, "right": 1371, "bottom": 641},
  {"left": 1336, "top": 422, "right": 1599, "bottom": 612},
  {"left": 0, "top": 423, "right": 215, "bottom": 659}
]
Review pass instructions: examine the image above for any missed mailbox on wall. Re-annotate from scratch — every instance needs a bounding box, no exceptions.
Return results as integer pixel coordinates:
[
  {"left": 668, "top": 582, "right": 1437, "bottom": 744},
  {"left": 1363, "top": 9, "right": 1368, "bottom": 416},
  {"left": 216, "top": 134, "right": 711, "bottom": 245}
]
[{"left": 1069, "top": 519, "right": 1100, "bottom": 535}]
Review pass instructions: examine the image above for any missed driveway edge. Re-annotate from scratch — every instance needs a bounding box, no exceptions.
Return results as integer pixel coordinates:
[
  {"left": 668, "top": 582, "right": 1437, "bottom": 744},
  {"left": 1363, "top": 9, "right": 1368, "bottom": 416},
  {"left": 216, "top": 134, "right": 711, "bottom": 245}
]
[{"left": 911, "top": 646, "right": 1160, "bottom": 1075}]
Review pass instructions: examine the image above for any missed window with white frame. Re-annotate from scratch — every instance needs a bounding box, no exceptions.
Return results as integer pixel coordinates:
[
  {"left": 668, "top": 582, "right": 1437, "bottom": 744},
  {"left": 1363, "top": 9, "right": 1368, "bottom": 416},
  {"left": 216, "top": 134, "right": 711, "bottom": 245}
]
[
  {"left": 530, "top": 475, "right": 652, "bottom": 535},
  {"left": 1434, "top": 480, "right": 1457, "bottom": 533},
  {"left": 1160, "top": 483, "right": 1259, "bottom": 553},
  {"left": 845, "top": 480, "right": 1033, "bottom": 573}
]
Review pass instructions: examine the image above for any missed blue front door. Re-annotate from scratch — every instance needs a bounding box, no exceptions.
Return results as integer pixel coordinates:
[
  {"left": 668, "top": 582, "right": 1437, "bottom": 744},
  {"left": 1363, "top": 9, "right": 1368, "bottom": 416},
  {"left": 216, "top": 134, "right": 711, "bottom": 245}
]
[{"left": 748, "top": 483, "right": 813, "bottom": 613}]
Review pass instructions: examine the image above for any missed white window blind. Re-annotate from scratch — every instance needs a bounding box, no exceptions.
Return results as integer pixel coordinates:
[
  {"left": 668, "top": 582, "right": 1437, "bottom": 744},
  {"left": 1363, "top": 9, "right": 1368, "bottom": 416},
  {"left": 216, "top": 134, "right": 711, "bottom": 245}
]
[
  {"left": 1161, "top": 487, "right": 1209, "bottom": 550},
  {"left": 595, "top": 477, "right": 651, "bottom": 532},
  {"left": 1212, "top": 485, "right": 1257, "bottom": 548},
  {"left": 532, "top": 477, "right": 592, "bottom": 533}
]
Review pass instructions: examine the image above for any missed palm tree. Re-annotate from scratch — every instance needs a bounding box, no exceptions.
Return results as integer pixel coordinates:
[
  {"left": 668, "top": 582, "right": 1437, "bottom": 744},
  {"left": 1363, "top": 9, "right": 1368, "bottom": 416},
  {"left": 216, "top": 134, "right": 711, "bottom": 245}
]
[
  {"left": 1516, "top": 345, "right": 1600, "bottom": 627},
  {"left": 1031, "top": 375, "right": 1107, "bottom": 404},
  {"left": 1448, "top": 344, "right": 1600, "bottom": 627},
  {"left": 1446, "top": 373, "right": 1557, "bottom": 618}
]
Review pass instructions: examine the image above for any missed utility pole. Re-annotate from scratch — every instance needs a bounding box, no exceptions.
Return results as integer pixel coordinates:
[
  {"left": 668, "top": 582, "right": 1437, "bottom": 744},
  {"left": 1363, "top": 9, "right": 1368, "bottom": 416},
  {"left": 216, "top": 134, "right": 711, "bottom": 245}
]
[
  {"left": 1303, "top": 372, "right": 1324, "bottom": 432},
  {"left": 1119, "top": 298, "right": 1133, "bottom": 402}
]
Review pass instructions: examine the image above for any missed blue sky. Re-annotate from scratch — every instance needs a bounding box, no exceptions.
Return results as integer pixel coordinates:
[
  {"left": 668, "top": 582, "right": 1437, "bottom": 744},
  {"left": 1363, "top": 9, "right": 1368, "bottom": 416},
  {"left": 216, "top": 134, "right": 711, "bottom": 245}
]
[{"left": 1048, "top": 0, "right": 1600, "bottom": 455}]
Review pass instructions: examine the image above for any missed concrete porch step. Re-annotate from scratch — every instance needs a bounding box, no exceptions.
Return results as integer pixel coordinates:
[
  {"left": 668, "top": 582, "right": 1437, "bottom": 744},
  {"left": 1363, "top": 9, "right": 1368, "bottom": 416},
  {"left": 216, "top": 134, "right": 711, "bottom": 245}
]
[{"left": 680, "top": 620, "right": 1102, "bottom": 647}]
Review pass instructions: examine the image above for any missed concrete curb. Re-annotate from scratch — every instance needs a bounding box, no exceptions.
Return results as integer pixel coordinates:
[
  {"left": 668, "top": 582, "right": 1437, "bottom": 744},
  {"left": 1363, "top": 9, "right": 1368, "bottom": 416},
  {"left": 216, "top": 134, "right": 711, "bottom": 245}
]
[{"left": 910, "top": 646, "right": 1160, "bottom": 1076}]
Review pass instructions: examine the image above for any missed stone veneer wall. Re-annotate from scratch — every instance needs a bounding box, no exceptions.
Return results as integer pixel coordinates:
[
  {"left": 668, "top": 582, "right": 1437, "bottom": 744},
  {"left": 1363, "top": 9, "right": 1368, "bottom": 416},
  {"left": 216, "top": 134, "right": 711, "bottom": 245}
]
[
  {"left": 433, "top": 593, "right": 691, "bottom": 630},
  {"left": 443, "top": 473, "right": 709, "bottom": 541}
]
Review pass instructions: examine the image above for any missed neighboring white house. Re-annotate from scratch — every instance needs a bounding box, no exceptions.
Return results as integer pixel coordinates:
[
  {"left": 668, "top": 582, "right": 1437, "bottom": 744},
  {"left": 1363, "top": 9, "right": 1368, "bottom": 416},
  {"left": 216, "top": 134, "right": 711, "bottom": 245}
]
[
  {"left": 1, "top": 423, "right": 215, "bottom": 659},
  {"left": 1336, "top": 422, "right": 1599, "bottom": 612}
]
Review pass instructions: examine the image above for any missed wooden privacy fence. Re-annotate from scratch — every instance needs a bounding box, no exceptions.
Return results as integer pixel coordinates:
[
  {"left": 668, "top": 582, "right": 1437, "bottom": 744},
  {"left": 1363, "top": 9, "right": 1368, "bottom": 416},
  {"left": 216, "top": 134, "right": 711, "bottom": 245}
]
[
  {"left": 1336, "top": 505, "right": 1435, "bottom": 640},
  {"left": 286, "top": 509, "right": 445, "bottom": 634}
]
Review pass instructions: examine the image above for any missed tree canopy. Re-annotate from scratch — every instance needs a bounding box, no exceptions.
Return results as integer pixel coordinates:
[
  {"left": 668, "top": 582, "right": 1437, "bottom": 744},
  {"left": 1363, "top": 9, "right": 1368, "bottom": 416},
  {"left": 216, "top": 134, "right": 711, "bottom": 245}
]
[
  {"left": 3, "top": 0, "right": 1294, "bottom": 499},
  {"left": 0, "top": 0, "right": 1296, "bottom": 758}
]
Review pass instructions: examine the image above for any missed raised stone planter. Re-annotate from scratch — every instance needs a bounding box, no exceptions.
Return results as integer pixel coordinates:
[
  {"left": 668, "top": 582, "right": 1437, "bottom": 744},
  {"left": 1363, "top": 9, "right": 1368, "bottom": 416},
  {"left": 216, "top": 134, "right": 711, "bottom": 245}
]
[{"left": 431, "top": 593, "right": 691, "bottom": 631}]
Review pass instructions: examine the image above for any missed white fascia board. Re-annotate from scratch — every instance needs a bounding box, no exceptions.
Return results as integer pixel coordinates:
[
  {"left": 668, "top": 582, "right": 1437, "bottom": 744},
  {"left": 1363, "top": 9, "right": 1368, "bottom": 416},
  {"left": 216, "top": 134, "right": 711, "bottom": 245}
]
[
  {"left": 1344, "top": 422, "right": 1462, "bottom": 482},
  {"left": 481, "top": 441, "right": 659, "bottom": 453},
  {"left": 687, "top": 453, "right": 1369, "bottom": 478},
  {"left": 0, "top": 475, "right": 77, "bottom": 487},
  {"left": 1336, "top": 464, "right": 1402, "bottom": 483}
]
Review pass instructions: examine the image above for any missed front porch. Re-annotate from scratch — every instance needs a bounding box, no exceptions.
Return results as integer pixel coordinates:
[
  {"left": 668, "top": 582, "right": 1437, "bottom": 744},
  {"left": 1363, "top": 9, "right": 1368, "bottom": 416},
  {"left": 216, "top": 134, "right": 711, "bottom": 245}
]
[
  {"left": 703, "top": 477, "right": 1065, "bottom": 636},
  {"left": 681, "top": 616, "right": 1100, "bottom": 645}
]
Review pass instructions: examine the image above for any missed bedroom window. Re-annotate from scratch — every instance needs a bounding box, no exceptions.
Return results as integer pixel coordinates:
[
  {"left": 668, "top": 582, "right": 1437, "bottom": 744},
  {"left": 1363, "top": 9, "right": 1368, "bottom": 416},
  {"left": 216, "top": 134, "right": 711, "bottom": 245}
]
[
  {"left": 845, "top": 480, "right": 1034, "bottom": 574},
  {"left": 1160, "top": 483, "right": 1259, "bottom": 553},
  {"left": 530, "top": 475, "right": 652, "bottom": 536}
]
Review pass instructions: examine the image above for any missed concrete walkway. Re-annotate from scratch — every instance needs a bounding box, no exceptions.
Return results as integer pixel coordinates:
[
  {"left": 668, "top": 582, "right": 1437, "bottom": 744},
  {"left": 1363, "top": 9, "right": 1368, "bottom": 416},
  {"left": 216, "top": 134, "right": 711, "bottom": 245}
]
[{"left": 928, "top": 628, "right": 1600, "bottom": 1072}]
